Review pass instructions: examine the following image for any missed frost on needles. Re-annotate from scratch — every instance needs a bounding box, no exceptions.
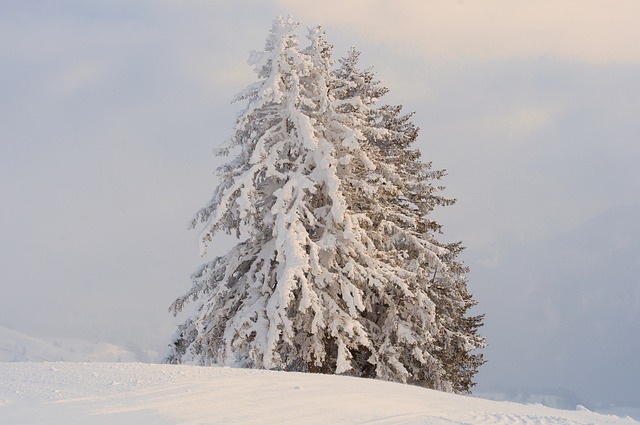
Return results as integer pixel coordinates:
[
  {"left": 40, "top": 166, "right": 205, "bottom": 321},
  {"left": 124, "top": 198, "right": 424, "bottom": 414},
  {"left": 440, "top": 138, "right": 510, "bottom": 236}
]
[{"left": 166, "top": 16, "right": 485, "bottom": 394}]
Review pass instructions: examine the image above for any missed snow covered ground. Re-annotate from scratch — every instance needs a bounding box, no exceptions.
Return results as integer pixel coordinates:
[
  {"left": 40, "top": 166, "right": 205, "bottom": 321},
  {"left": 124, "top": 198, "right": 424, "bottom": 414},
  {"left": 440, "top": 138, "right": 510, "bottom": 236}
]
[
  {"left": 1, "top": 327, "right": 637, "bottom": 423},
  {"left": 1, "top": 362, "right": 637, "bottom": 425}
]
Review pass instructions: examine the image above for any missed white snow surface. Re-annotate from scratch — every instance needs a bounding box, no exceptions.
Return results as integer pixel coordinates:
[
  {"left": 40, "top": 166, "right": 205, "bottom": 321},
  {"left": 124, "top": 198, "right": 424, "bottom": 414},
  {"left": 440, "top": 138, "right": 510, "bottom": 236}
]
[{"left": 1, "top": 362, "right": 637, "bottom": 425}]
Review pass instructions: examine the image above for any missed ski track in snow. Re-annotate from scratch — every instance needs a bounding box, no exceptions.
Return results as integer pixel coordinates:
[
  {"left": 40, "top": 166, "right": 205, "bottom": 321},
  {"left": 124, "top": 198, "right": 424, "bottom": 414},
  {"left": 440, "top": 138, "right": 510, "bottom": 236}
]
[
  {"left": 0, "top": 362, "right": 637, "bottom": 425},
  {"left": 468, "top": 414, "right": 581, "bottom": 425}
]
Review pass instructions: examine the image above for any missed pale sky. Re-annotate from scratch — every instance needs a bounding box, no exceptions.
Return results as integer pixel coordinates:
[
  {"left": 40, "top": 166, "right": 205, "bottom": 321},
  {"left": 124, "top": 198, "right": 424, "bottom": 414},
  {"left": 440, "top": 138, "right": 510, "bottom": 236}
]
[{"left": 1, "top": 1, "right": 639, "bottom": 407}]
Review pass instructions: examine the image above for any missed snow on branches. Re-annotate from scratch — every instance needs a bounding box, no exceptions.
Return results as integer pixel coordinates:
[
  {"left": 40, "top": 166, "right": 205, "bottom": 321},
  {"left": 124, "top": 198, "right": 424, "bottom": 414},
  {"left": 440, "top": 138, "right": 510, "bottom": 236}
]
[{"left": 167, "top": 16, "right": 484, "bottom": 393}]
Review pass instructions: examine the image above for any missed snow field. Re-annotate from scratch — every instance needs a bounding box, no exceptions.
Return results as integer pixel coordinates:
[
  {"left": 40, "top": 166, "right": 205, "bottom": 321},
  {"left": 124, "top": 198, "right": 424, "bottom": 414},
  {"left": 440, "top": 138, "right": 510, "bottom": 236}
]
[{"left": 1, "top": 362, "right": 637, "bottom": 425}]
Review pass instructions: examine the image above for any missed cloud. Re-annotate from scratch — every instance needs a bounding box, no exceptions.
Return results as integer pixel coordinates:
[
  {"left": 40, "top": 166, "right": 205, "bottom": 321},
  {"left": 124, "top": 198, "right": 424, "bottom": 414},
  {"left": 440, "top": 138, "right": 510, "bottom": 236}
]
[
  {"left": 50, "top": 61, "right": 109, "bottom": 96},
  {"left": 182, "top": 51, "right": 255, "bottom": 92},
  {"left": 481, "top": 104, "right": 562, "bottom": 141},
  {"left": 277, "top": 0, "right": 640, "bottom": 63}
]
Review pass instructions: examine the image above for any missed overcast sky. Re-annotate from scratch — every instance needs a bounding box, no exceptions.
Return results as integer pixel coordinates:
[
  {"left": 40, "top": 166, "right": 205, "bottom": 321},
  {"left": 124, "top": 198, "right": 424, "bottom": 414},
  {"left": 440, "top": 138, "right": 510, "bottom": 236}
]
[{"left": 1, "top": 0, "right": 639, "bottom": 408}]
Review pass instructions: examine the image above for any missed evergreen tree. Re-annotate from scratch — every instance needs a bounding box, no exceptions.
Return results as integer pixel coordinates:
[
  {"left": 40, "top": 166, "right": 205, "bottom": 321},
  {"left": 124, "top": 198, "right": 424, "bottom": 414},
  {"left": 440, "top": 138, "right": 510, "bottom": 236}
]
[{"left": 167, "top": 17, "right": 484, "bottom": 393}]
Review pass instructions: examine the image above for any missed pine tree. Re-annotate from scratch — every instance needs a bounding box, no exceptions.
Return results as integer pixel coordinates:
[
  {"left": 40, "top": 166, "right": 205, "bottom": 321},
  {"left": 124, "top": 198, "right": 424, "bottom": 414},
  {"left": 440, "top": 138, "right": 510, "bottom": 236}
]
[{"left": 167, "top": 17, "right": 484, "bottom": 393}]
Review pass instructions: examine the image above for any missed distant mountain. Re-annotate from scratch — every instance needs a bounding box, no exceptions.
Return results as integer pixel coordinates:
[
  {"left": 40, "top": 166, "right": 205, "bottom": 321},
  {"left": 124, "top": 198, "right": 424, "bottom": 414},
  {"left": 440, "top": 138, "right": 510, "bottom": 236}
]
[
  {"left": 473, "top": 203, "right": 640, "bottom": 408},
  {"left": 0, "top": 326, "right": 157, "bottom": 363}
]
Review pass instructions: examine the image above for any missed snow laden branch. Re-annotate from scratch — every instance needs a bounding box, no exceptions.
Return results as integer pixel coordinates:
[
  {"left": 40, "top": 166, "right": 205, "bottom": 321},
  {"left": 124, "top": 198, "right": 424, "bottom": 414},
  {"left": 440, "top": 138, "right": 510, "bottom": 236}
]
[{"left": 167, "top": 17, "right": 484, "bottom": 394}]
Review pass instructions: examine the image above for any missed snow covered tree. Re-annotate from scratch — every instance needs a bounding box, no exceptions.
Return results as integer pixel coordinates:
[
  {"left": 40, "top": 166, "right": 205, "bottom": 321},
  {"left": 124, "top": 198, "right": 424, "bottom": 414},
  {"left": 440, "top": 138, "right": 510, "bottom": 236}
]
[{"left": 167, "top": 17, "right": 484, "bottom": 393}]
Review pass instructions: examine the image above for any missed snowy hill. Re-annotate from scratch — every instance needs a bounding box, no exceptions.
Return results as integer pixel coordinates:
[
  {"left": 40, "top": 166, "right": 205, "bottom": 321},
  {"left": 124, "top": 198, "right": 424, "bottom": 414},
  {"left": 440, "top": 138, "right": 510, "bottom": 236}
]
[
  {"left": 0, "top": 362, "right": 637, "bottom": 425},
  {"left": 0, "top": 326, "right": 157, "bottom": 363}
]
